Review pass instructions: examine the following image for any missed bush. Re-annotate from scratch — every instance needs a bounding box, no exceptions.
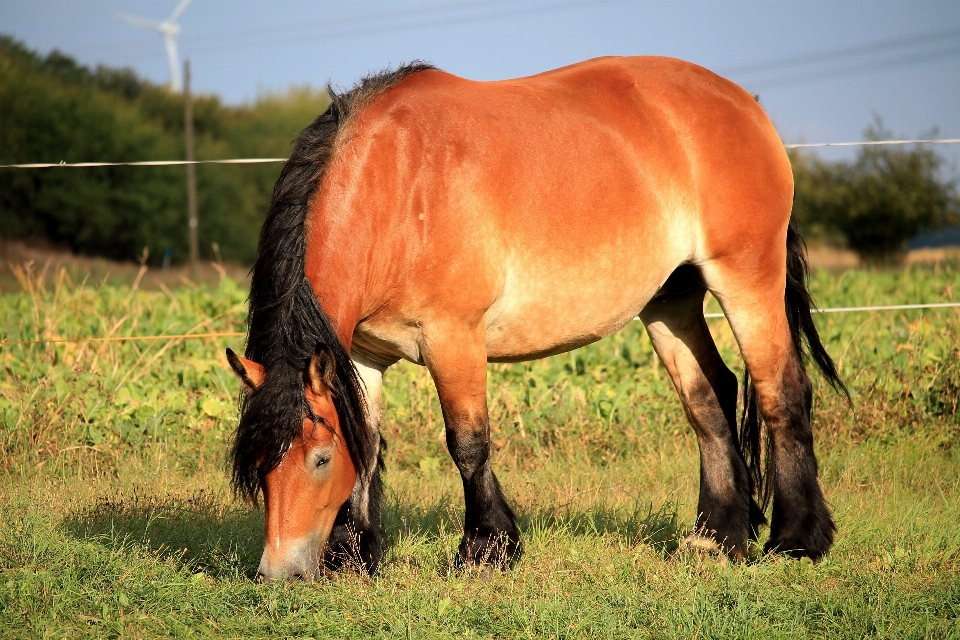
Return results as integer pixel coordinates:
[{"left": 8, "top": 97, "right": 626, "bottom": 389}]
[{"left": 791, "top": 119, "right": 959, "bottom": 264}]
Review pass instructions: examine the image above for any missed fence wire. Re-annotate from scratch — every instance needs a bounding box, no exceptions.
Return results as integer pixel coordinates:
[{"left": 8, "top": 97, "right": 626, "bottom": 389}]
[{"left": 2, "top": 139, "right": 959, "bottom": 169}]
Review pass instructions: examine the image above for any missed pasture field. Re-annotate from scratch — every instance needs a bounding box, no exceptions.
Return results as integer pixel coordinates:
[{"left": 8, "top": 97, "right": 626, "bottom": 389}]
[{"left": 1, "top": 261, "right": 959, "bottom": 638}]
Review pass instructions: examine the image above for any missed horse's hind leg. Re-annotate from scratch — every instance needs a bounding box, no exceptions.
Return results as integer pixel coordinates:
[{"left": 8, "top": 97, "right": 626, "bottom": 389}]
[
  {"left": 702, "top": 257, "right": 834, "bottom": 560},
  {"left": 421, "top": 322, "right": 521, "bottom": 569},
  {"left": 640, "top": 267, "right": 764, "bottom": 559}
]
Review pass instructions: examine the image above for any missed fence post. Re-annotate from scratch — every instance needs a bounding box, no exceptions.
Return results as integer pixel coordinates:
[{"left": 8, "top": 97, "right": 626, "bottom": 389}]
[{"left": 184, "top": 59, "right": 199, "bottom": 274}]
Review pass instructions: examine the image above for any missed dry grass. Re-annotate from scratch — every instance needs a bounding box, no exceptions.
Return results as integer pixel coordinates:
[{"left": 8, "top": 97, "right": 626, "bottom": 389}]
[
  {"left": 0, "top": 237, "right": 250, "bottom": 293},
  {"left": 805, "top": 242, "right": 960, "bottom": 271}
]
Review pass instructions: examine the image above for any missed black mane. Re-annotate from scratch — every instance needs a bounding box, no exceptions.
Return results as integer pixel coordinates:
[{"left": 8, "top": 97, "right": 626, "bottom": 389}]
[{"left": 232, "top": 62, "right": 436, "bottom": 501}]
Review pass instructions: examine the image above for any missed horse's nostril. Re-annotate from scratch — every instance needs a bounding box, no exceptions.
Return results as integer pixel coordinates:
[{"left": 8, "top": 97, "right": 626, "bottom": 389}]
[
  {"left": 256, "top": 571, "right": 268, "bottom": 583},
  {"left": 288, "top": 572, "right": 307, "bottom": 582}
]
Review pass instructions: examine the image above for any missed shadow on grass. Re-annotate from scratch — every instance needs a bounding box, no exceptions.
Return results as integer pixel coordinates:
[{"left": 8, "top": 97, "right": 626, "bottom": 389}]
[
  {"left": 523, "top": 500, "right": 682, "bottom": 555},
  {"left": 62, "top": 489, "right": 681, "bottom": 580},
  {"left": 384, "top": 493, "right": 682, "bottom": 557},
  {"left": 61, "top": 490, "right": 263, "bottom": 580}
]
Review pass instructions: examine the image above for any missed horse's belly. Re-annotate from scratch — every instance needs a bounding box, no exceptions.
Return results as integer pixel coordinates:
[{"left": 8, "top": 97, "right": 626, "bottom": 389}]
[
  {"left": 351, "top": 213, "right": 692, "bottom": 367},
  {"left": 483, "top": 265, "right": 666, "bottom": 363}
]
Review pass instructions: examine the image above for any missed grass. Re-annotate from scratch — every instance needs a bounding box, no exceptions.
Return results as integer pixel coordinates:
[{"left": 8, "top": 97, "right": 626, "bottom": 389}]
[{"left": 1, "top": 259, "right": 959, "bottom": 638}]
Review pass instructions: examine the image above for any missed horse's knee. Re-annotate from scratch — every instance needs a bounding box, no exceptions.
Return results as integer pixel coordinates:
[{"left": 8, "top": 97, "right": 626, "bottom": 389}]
[{"left": 445, "top": 421, "right": 490, "bottom": 480}]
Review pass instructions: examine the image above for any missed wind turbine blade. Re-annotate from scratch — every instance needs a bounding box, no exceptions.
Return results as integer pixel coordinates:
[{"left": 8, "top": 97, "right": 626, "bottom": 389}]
[
  {"left": 113, "top": 10, "right": 162, "bottom": 31},
  {"left": 169, "top": 0, "right": 195, "bottom": 22},
  {"left": 163, "top": 33, "right": 183, "bottom": 92}
]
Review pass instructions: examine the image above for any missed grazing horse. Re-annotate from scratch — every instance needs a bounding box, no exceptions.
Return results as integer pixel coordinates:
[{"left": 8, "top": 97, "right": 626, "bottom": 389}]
[{"left": 225, "top": 56, "right": 845, "bottom": 581}]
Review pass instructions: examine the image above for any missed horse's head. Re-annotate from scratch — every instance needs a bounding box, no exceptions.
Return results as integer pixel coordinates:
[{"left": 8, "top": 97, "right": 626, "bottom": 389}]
[{"left": 226, "top": 346, "right": 357, "bottom": 581}]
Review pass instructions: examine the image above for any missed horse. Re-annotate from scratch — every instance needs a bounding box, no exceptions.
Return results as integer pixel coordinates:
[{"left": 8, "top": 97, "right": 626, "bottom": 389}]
[{"left": 225, "top": 56, "right": 846, "bottom": 581}]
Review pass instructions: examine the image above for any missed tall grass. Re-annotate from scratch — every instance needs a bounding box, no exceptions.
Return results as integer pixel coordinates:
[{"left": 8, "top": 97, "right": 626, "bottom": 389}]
[{"left": 1, "top": 261, "right": 958, "bottom": 638}]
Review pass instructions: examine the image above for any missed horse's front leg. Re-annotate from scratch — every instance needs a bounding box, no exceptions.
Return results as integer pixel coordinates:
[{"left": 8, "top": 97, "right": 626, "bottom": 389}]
[
  {"left": 422, "top": 323, "right": 521, "bottom": 569},
  {"left": 323, "top": 357, "right": 387, "bottom": 574}
]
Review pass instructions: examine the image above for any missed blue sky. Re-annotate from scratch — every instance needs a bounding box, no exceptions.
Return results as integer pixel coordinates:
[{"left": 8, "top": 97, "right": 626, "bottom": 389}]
[{"left": 4, "top": 1, "right": 960, "bottom": 167}]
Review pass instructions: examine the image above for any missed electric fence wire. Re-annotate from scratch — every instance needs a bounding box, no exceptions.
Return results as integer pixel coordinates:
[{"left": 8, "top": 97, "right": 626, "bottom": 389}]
[{"left": 2, "top": 138, "right": 959, "bottom": 169}]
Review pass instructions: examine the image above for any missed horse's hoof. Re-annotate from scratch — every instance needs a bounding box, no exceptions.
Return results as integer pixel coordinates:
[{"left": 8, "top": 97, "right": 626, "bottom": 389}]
[
  {"left": 456, "top": 531, "right": 522, "bottom": 570},
  {"left": 682, "top": 533, "right": 723, "bottom": 555},
  {"left": 763, "top": 537, "right": 831, "bottom": 561},
  {"left": 765, "top": 514, "right": 834, "bottom": 561},
  {"left": 322, "top": 527, "right": 383, "bottom": 576}
]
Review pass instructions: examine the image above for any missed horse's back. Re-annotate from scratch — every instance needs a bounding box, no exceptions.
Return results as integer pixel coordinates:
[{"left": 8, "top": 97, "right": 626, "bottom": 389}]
[
  {"left": 322, "top": 57, "right": 793, "bottom": 364},
  {"left": 367, "top": 55, "right": 793, "bottom": 265}
]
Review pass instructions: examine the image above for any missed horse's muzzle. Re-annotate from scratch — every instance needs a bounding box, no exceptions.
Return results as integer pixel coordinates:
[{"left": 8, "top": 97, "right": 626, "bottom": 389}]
[{"left": 256, "top": 535, "right": 324, "bottom": 582}]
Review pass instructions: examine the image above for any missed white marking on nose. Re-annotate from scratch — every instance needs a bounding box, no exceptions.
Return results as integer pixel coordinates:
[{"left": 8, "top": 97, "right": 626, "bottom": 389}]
[{"left": 258, "top": 534, "right": 326, "bottom": 582}]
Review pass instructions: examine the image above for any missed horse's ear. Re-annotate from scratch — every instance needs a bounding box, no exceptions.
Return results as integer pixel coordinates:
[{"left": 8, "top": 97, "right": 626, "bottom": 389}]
[
  {"left": 307, "top": 344, "right": 337, "bottom": 395},
  {"left": 226, "top": 348, "right": 265, "bottom": 392}
]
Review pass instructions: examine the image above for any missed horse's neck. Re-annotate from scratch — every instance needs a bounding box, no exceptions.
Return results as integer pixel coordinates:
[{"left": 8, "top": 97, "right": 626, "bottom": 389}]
[{"left": 303, "top": 220, "right": 375, "bottom": 351}]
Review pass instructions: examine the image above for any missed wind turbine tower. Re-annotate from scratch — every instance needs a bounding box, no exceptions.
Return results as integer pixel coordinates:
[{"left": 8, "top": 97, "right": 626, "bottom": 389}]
[{"left": 115, "top": 0, "right": 195, "bottom": 92}]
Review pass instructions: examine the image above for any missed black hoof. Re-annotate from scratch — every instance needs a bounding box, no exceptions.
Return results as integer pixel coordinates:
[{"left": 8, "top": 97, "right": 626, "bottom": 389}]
[
  {"left": 763, "top": 536, "right": 831, "bottom": 561},
  {"left": 456, "top": 530, "right": 522, "bottom": 570},
  {"left": 764, "top": 520, "right": 834, "bottom": 561},
  {"left": 691, "top": 497, "right": 765, "bottom": 561}
]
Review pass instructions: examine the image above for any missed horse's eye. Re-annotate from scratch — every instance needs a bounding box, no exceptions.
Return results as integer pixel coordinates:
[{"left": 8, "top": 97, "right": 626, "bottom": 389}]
[{"left": 316, "top": 454, "right": 332, "bottom": 468}]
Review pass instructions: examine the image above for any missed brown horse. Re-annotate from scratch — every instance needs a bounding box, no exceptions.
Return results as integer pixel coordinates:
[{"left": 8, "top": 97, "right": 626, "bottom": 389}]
[{"left": 225, "top": 56, "right": 845, "bottom": 581}]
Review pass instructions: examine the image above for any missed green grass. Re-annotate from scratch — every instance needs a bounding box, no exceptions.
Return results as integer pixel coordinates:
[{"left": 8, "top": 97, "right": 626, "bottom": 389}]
[{"left": 1, "top": 261, "right": 959, "bottom": 638}]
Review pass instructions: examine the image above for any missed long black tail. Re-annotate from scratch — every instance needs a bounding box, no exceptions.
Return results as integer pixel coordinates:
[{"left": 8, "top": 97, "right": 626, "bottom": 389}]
[
  {"left": 739, "top": 223, "right": 849, "bottom": 510},
  {"left": 783, "top": 224, "right": 848, "bottom": 398}
]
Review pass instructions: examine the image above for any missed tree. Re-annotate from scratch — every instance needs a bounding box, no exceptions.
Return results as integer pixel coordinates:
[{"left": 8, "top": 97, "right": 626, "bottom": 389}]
[
  {"left": 0, "top": 36, "right": 329, "bottom": 264},
  {"left": 791, "top": 118, "right": 959, "bottom": 265}
]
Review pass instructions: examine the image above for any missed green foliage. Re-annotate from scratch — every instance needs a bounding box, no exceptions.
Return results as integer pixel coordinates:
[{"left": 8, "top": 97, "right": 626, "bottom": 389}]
[
  {"left": 0, "top": 35, "right": 330, "bottom": 264},
  {"left": 0, "top": 264, "right": 247, "bottom": 475},
  {"left": 791, "top": 118, "right": 959, "bottom": 264},
  {"left": 1, "top": 263, "right": 960, "bottom": 636}
]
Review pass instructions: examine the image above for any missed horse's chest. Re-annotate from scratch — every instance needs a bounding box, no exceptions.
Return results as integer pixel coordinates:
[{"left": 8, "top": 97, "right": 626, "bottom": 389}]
[{"left": 352, "top": 320, "right": 424, "bottom": 367}]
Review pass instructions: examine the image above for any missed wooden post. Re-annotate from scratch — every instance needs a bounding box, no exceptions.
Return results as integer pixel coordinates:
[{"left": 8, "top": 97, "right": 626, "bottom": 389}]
[{"left": 184, "top": 59, "right": 199, "bottom": 273}]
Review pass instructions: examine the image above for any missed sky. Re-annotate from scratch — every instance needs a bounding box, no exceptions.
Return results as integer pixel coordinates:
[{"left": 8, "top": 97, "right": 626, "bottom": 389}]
[{"left": 3, "top": 0, "right": 960, "bottom": 168}]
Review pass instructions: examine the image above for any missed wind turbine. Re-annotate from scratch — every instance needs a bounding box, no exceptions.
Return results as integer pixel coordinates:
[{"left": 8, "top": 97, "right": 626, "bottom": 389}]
[{"left": 114, "top": 0, "right": 195, "bottom": 92}]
